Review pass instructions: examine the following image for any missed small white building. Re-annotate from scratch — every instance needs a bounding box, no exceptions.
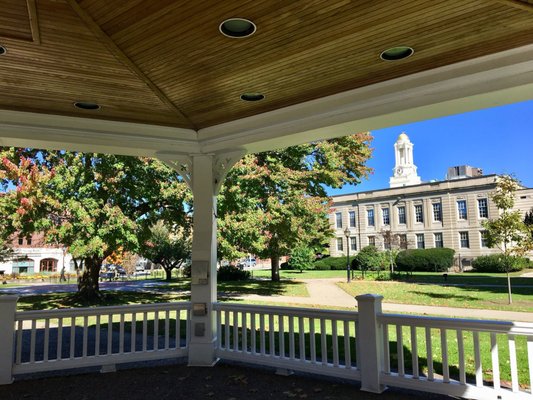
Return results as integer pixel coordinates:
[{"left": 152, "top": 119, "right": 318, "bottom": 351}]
[{"left": 0, "top": 233, "right": 73, "bottom": 275}]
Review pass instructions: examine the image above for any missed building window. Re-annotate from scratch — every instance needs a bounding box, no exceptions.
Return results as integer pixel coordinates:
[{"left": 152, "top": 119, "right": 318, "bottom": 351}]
[
  {"left": 398, "top": 206, "right": 406, "bottom": 224},
  {"left": 457, "top": 200, "right": 467, "bottom": 220},
  {"left": 367, "top": 209, "right": 375, "bottom": 226},
  {"left": 382, "top": 208, "right": 390, "bottom": 225},
  {"left": 336, "top": 237, "right": 343, "bottom": 251},
  {"left": 432, "top": 203, "right": 442, "bottom": 222},
  {"left": 18, "top": 237, "right": 23, "bottom": 245},
  {"left": 368, "top": 236, "right": 376, "bottom": 246},
  {"left": 26, "top": 237, "right": 32, "bottom": 245},
  {"left": 350, "top": 237, "right": 357, "bottom": 251},
  {"left": 40, "top": 258, "right": 57, "bottom": 272},
  {"left": 349, "top": 211, "right": 356, "bottom": 228},
  {"left": 480, "top": 231, "right": 488, "bottom": 248},
  {"left": 460, "top": 231, "right": 470, "bottom": 248},
  {"left": 478, "top": 198, "right": 488, "bottom": 219},
  {"left": 335, "top": 212, "right": 342, "bottom": 229},
  {"left": 416, "top": 233, "right": 425, "bottom": 249},
  {"left": 434, "top": 232, "right": 443, "bottom": 248},
  {"left": 399, "top": 234, "right": 408, "bottom": 249},
  {"left": 414, "top": 204, "right": 424, "bottom": 223},
  {"left": 12, "top": 258, "right": 35, "bottom": 274}
]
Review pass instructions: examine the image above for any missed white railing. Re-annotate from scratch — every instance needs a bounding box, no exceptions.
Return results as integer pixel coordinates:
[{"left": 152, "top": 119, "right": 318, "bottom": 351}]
[
  {"left": 378, "top": 314, "right": 533, "bottom": 400},
  {"left": 213, "top": 303, "right": 360, "bottom": 381},
  {"left": 11, "top": 301, "right": 191, "bottom": 375},
  {"left": 1, "top": 294, "right": 532, "bottom": 400}
]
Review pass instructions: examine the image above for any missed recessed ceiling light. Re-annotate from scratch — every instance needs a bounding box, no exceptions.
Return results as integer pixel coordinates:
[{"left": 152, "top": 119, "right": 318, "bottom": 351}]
[
  {"left": 380, "top": 46, "right": 414, "bottom": 61},
  {"left": 220, "top": 18, "right": 256, "bottom": 38},
  {"left": 0, "top": 45, "right": 7, "bottom": 56},
  {"left": 73, "top": 101, "right": 101, "bottom": 111},
  {"left": 240, "top": 93, "right": 265, "bottom": 102}
]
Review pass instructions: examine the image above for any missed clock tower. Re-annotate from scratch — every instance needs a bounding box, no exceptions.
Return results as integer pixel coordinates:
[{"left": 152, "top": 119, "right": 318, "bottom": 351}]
[{"left": 389, "top": 132, "right": 422, "bottom": 188}]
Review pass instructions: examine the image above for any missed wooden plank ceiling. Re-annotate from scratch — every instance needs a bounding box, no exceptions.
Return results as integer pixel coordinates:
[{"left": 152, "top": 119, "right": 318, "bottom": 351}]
[{"left": 0, "top": 0, "right": 532, "bottom": 130}]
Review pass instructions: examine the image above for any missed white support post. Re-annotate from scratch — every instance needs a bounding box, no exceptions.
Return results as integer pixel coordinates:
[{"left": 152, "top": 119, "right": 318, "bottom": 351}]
[
  {"left": 0, "top": 295, "right": 18, "bottom": 384},
  {"left": 187, "top": 154, "right": 219, "bottom": 366},
  {"left": 356, "top": 294, "right": 387, "bottom": 394}
]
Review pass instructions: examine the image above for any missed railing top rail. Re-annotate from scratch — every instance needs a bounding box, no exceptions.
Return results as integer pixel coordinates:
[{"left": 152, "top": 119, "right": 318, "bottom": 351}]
[
  {"left": 15, "top": 301, "right": 192, "bottom": 320},
  {"left": 379, "top": 312, "right": 533, "bottom": 336},
  {"left": 214, "top": 302, "right": 358, "bottom": 320}
]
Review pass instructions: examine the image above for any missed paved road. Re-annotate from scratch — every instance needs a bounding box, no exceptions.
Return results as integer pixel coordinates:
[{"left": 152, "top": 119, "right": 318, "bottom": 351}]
[{"left": 0, "top": 280, "right": 172, "bottom": 295}]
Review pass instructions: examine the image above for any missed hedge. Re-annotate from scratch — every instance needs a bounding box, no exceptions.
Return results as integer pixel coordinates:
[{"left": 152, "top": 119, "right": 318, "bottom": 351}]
[
  {"left": 312, "top": 256, "right": 356, "bottom": 270},
  {"left": 472, "top": 254, "right": 531, "bottom": 273},
  {"left": 396, "top": 248, "right": 455, "bottom": 273},
  {"left": 217, "top": 265, "right": 251, "bottom": 281}
]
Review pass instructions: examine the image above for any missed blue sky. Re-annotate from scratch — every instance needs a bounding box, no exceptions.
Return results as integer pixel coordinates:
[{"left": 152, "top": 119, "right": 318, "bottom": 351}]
[{"left": 326, "top": 99, "right": 533, "bottom": 196}]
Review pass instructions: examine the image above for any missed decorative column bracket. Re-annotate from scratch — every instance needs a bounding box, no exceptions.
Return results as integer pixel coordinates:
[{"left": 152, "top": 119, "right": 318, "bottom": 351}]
[
  {"left": 157, "top": 152, "right": 193, "bottom": 190},
  {"left": 213, "top": 150, "right": 245, "bottom": 194},
  {"left": 158, "top": 150, "right": 244, "bottom": 195}
]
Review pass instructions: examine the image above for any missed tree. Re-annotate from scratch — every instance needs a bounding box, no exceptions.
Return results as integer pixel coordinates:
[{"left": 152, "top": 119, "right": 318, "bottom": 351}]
[
  {"left": 289, "top": 245, "right": 316, "bottom": 273},
  {"left": 378, "top": 228, "right": 401, "bottom": 276},
  {"left": 351, "top": 245, "right": 385, "bottom": 279},
  {"left": 140, "top": 221, "right": 191, "bottom": 281},
  {"left": 483, "top": 175, "right": 533, "bottom": 304},
  {"left": 218, "top": 133, "right": 373, "bottom": 281},
  {"left": 0, "top": 149, "right": 189, "bottom": 300}
]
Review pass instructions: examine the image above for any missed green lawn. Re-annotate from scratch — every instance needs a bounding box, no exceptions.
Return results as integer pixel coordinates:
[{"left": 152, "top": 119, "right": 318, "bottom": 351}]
[{"left": 338, "top": 280, "right": 533, "bottom": 312}]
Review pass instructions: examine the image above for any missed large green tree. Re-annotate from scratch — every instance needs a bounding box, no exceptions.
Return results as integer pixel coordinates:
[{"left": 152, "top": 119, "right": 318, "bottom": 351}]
[
  {"left": 218, "top": 133, "right": 373, "bottom": 281},
  {"left": 0, "top": 149, "right": 189, "bottom": 300},
  {"left": 483, "top": 175, "right": 533, "bottom": 304},
  {"left": 140, "top": 220, "right": 191, "bottom": 281}
]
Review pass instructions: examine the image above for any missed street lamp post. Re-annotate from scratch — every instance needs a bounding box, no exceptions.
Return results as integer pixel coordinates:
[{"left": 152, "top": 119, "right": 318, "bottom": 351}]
[{"left": 344, "top": 227, "right": 351, "bottom": 283}]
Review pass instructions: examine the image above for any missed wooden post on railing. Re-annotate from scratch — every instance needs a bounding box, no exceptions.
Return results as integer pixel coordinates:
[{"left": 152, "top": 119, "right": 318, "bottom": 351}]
[
  {"left": 0, "top": 295, "right": 18, "bottom": 384},
  {"left": 356, "top": 294, "right": 386, "bottom": 394}
]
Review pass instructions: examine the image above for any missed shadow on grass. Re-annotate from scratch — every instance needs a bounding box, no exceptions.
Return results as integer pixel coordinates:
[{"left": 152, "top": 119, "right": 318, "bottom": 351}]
[
  {"left": 408, "top": 291, "right": 480, "bottom": 302},
  {"left": 217, "top": 279, "right": 304, "bottom": 299},
  {"left": 16, "top": 290, "right": 190, "bottom": 311}
]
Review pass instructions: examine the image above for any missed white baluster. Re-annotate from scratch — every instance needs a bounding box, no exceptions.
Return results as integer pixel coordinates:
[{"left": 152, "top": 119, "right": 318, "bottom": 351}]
[
  {"left": 441, "top": 329, "right": 449, "bottom": 383},
  {"left": 457, "top": 329, "right": 465, "bottom": 384},
  {"left": 411, "top": 326, "right": 418, "bottom": 379},
  {"left": 425, "top": 327, "right": 433, "bottom": 381},
  {"left": 473, "top": 331, "right": 482, "bottom": 387},
  {"left": 490, "top": 333, "right": 500, "bottom": 390},
  {"left": 508, "top": 335, "right": 519, "bottom": 392}
]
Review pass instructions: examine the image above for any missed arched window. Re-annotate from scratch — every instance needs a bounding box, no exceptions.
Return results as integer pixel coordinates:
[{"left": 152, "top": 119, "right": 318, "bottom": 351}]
[{"left": 40, "top": 258, "right": 58, "bottom": 272}]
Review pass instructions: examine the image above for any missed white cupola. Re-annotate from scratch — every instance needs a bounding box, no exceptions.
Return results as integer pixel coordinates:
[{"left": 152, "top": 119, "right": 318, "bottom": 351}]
[{"left": 389, "top": 132, "right": 422, "bottom": 188}]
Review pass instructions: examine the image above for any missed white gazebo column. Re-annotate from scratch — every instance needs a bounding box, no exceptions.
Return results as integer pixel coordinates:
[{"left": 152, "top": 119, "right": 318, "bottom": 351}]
[
  {"left": 159, "top": 151, "right": 243, "bottom": 366},
  {"left": 188, "top": 154, "right": 218, "bottom": 366}
]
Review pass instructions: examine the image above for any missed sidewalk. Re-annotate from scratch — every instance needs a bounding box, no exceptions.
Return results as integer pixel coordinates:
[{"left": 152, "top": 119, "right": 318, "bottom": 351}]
[{"left": 239, "top": 278, "right": 533, "bottom": 322}]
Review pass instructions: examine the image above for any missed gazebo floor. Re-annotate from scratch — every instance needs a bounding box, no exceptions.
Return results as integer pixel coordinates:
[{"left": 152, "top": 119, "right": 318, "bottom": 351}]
[{"left": 1, "top": 360, "right": 456, "bottom": 400}]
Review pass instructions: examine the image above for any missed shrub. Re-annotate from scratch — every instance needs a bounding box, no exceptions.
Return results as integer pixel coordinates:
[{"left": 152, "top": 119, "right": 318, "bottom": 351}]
[
  {"left": 312, "top": 256, "right": 355, "bottom": 270},
  {"left": 472, "top": 254, "right": 531, "bottom": 273},
  {"left": 217, "top": 265, "right": 250, "bottom": 281},
  {"left": 280, "top": 261, "right": 294, "bottom": 270},
  {"left": 351, "top": 246, "right": 386, "bottom": 272},
  {"left": 289, "top": 245, "right": 315, "bottom": 272},
  {"left": 396, "top": 248, "right": 455, "bottom": 273}
]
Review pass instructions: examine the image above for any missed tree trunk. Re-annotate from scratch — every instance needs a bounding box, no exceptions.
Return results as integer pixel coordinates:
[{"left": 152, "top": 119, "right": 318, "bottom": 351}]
[
  {"left": 77, "top": 257, "right": 103, "bottom": 301},
  {"left": 271, "top": 255, "right": 280, "bottom": 282},
  {"left": 164, "top": 267, "right": 173, "bottom": 281}
]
